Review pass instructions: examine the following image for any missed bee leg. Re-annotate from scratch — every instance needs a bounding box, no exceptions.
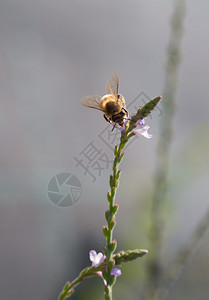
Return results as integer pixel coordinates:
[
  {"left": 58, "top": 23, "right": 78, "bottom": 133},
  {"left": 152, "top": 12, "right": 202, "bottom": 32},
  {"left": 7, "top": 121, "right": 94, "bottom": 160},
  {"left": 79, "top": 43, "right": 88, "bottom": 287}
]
[
  {"left": 111, "top": 124, "right": 116, "bottom": 131},
  {"left": 103, "top": 114, "right": 110, "bottom": 123},
  {"left": 104, "top": 114, "right": 115, "bottom": 131}
]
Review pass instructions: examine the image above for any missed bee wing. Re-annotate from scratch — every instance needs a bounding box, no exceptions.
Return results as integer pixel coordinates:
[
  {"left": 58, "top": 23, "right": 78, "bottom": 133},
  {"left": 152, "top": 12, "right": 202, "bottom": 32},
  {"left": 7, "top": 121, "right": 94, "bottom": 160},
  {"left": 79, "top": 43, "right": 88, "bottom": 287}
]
[
  {"left": 105, "top": 73, "right": 119, "bottom": 99},
  {"left": 80, "top": 95, "right": 104, "bottom": 111}
]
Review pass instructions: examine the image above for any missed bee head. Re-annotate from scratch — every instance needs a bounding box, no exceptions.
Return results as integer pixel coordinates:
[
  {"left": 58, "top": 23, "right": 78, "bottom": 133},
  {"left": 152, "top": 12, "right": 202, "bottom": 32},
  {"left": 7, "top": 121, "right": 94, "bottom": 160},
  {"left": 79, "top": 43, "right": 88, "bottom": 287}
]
[{"left": 118, "top": 94, "right": 125, "bottom": 104}]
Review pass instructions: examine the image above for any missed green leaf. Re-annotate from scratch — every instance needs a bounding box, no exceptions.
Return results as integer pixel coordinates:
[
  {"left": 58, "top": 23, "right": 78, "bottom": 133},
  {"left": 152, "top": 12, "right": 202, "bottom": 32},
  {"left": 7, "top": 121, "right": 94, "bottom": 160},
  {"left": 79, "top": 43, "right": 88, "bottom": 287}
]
[
  {"left": 103, "top": 225, "right": 109, "bottom": 238},
  {"left": 105, "top": 210, "right": 112, "bottom": 223},
  {"left": 64, "top": 281, "right": 71, "bottom": 292},
  {"left": 113, "top": 157, "right": 118, "bottom": 170},
  {"left": 110, "top": 240, "right": 117, "bottom": 253},
  {"left": 115, "top": 169, "right": 121, "bottom": 181},
  {"left": 110, "top": 275, "right": 117, "bottom": 286},
  {"left": 114, "top": 249, "right": 149, "bottom": 264},
  {"left": 112, "top": 204, "right": 119, "bottom": 215},
  {"left": 109, "top": 220, "right": 116, "bottom": 231},
  {"left": 107, "top": 191, "right": 112, "bottom": 202},
  {"left": 114, "top": 145, "right": 118, "bottom": 156},
  {"left": 118, "top": 152, "right": 124, "bottom": 163},
  {"left": 109, "top": 175, "right": 113, "bottom": 188},
  {"left": 111, "top": 187, "right": 116, "bottom": 197}
]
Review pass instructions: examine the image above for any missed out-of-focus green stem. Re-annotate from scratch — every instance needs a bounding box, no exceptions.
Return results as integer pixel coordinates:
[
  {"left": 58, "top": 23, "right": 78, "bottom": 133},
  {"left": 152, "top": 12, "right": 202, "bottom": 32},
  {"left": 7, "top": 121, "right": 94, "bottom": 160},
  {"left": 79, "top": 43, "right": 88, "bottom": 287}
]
[
  {"left": 146, "top": 0, "right": 187, "bottom": 299},
  {"left": 161, "top": 209, "right": 209, "bottom": 299}
]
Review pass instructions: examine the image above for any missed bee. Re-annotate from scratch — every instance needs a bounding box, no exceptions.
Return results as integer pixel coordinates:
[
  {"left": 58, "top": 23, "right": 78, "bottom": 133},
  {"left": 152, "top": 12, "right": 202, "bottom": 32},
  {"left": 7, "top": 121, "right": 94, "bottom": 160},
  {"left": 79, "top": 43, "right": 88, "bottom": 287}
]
[{"left": 80, "top": 73, "right": 129, "bottom": 130}]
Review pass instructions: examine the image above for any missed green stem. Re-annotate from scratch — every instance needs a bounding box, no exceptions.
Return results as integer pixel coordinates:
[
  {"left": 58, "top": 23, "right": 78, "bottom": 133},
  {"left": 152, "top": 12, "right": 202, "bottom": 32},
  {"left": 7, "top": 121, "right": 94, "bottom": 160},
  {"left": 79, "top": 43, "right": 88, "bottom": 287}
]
[
  {"left": 103, "top": 140, "right": 125, "bottom": 299},
  {"left": 103, "top": 97, "right": 162, "bottom": 299},
  {"left": 58, "top": 265, "right": 105, "bottom": 300}
]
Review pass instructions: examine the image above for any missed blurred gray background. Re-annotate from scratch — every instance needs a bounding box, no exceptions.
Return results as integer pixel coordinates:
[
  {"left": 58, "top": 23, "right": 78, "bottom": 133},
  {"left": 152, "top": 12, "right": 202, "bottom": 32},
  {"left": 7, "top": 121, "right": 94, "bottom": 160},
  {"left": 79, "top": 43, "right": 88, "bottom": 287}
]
[{"left": 0, "top": 0, "right": 209, "bottom": 299}]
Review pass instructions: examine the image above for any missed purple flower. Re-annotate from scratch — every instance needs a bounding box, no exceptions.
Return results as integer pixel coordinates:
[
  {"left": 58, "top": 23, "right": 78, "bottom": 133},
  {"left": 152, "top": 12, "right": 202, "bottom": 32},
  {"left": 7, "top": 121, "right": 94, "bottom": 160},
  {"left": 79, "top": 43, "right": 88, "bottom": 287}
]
[
  {"left": 133, "top": 125, "right": 152, "bottom": 139},
  {"left": 111, "top": 268, "right": 122, "bottom": 277},
  {"left": 112, "top": 119, "right": 129, "bottom": 132},
  {"left": 113, "top": 117, "right": 152, "bottom": 139},
  {"left": 136, "top": 119, "right": 145, "bottom": 126},
  {"left": 89, "top": 250, "right": 106, "bottom": 267}
]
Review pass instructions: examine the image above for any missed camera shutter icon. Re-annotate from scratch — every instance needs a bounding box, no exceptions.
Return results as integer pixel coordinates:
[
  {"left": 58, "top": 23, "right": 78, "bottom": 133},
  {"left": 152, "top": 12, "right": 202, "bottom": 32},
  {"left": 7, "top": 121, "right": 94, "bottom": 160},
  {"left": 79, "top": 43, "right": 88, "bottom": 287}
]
[{"left": 47, "top": 173, "right": 82, "bottom": 207}]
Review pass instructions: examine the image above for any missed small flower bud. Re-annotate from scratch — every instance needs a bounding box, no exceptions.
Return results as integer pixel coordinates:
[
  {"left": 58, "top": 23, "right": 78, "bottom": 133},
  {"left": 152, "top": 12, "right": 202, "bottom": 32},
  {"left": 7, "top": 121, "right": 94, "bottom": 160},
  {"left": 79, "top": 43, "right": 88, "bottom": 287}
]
[{"left": 111, "top": 268, "right": 121, "bottom": 277}]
